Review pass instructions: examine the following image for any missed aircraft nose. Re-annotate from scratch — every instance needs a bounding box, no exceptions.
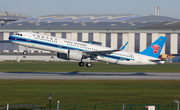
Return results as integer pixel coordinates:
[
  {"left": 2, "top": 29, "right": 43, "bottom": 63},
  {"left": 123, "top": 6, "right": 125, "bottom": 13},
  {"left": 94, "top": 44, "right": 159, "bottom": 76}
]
[{"left": 9, "top": 35, "right": 14, "bottom": 41}]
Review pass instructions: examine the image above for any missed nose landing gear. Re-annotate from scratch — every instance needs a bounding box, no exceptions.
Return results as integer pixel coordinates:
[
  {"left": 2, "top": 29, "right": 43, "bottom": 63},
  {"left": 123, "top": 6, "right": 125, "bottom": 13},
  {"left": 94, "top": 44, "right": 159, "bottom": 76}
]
[
  {"left": 23, "top": 50, "right": 27, "bottom": 55},
  {"left": 23, "top": 47, "right": 29, "bottom": 55}
]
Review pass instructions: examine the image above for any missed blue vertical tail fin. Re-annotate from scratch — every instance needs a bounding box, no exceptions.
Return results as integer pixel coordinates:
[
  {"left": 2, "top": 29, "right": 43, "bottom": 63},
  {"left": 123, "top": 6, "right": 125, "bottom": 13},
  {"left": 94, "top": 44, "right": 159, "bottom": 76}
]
[{"left": 139, "top": 36, "right": 167, "bottom": 58}]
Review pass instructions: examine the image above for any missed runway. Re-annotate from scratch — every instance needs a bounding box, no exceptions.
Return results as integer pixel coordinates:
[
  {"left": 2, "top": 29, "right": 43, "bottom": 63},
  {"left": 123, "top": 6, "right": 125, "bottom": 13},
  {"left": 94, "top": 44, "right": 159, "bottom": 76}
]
[{"left": 0, "top": 72, "right": 180, "bottom": 80}]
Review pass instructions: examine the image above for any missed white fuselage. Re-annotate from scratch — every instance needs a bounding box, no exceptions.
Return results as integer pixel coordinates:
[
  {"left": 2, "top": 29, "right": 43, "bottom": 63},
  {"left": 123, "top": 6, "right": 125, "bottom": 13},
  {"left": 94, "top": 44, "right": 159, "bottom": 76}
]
[{"left": 9, "top": 32, "right": 164, "bottom": 65}]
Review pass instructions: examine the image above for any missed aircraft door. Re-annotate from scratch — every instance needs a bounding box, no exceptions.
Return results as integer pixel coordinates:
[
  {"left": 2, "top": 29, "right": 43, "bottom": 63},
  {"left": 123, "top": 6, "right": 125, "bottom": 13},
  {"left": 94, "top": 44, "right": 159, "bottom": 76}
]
[
  {"left": 28, "top": 33, "right": 32, "bottom": 39},
  {"left": 137, "top": 55, "right": 142, "bottom": 63},
  {"left": 59, "top": 39, "right": 63, "bottom": 45},
  {"left": 26, "top": 33, "right": 31, "bottom": 42},
  {"left": 58, "top": 39, "right": 63, "bottom": 48}
]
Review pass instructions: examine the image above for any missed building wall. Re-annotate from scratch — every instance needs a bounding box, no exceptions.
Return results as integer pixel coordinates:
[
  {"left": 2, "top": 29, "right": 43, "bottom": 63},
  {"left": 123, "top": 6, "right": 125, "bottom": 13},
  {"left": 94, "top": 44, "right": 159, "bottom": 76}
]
[{"left": 2, "top": 31, "right": 180, "bottom": 55}]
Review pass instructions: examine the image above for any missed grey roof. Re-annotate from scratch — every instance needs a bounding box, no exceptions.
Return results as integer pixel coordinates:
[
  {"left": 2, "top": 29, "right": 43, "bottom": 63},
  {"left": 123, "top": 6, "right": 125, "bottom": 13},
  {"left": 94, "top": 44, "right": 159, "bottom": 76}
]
[
  {"left": 1, "top": 14, "right": 180, "bottom": 30},
  {"left": 126, "top": 16, "right": 180, "bottom": 22},
  {"left": 13, "top": 14, "right": 139, "bottom": 23},
  {"left": 139, "top": 21, "right": 180, "bottom": 29},
  {"left": 0, "top": 11, "right": 31, "bottom": 17},
  {"left": 12, "top": 14, "right": 180, "bottom": 23},
  {"left": 0, "top": 11, "right": 31, "bottom": 21},
  {"left": 0, "top": 21, "right": 159, "bottom": 29}
]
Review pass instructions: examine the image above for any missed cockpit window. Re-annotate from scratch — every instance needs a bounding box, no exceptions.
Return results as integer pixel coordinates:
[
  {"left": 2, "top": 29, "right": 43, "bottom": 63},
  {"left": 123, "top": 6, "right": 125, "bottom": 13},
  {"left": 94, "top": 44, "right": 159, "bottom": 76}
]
[{"left": 15, "top": 33, "right": 22, "bottom": 36}]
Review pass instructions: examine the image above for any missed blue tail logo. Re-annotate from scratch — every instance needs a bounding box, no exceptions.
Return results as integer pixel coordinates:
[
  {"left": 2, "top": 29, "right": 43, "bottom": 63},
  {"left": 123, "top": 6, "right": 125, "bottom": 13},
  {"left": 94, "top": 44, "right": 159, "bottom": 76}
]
[
  {"left": 152, "top": 44, "right": 161, "bottom": 54},
  {"left": 139, "top": 36, "right": 167, "bottom": 58}
]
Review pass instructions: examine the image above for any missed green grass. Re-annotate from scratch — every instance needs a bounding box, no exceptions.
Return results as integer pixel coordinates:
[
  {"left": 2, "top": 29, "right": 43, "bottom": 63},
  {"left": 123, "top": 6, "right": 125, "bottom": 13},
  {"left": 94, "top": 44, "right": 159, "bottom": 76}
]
[
  {"left": 0, "top": 61, "right": 180, "bottom": 72},
  {"left": 0, "top": 80, "right": 179, "bottom": 106},
  {"left": 0, "top": 61, "right": 179, "bottom": 109}
]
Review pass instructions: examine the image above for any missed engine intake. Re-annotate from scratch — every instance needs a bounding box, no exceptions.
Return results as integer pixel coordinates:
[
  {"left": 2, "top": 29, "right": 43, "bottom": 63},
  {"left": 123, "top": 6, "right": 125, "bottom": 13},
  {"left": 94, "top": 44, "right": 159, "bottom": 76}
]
[{"left": 57, "top": 53, "right": 69, "bottom": 60}]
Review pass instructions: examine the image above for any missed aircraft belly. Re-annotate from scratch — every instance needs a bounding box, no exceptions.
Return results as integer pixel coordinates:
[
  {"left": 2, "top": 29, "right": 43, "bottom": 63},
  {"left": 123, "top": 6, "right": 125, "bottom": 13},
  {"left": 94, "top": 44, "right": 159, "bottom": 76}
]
[
  {"left": 99, "top": 57, "right": 134, "bottom": 65},
  {"left": 99, "top": 56, "right": 157, "bottom": 65}
]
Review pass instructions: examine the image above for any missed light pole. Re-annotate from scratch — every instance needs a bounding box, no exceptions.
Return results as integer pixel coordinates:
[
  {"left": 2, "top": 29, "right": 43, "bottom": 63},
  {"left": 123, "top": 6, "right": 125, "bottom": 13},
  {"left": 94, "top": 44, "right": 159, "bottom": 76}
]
[
  {"left": 174, "top": 100, "right": 179, "bottom": 110},
  {"left": 48, "top": 95, "right": 53, "bottom": 110}
]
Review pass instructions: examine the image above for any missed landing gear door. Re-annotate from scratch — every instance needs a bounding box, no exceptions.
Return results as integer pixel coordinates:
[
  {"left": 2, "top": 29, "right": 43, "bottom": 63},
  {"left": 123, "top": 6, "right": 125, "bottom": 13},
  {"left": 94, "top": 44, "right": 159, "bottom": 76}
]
[{"left": 58, "top": 39, "right": 63, "bottom": 48}]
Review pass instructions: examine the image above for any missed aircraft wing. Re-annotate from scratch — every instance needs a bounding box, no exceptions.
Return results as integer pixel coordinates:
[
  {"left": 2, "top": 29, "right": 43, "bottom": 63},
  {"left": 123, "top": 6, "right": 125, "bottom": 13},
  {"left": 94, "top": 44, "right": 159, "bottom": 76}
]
[
  {"left": 83, "top": 41, "right": 128, "bottom": 56},
  {"left": 83, "top": 49, "right": 121, "bottom": 57}
]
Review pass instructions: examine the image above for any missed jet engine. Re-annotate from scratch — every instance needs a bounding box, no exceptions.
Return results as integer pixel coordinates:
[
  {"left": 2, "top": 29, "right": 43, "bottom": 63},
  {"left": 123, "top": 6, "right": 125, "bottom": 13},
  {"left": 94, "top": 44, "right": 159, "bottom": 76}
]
[
  {"left": 57, "top": 50, "right": 83, "bottom": 61},
  {"left": 67, "top": 50, "right": 83, "bottom": 61}
]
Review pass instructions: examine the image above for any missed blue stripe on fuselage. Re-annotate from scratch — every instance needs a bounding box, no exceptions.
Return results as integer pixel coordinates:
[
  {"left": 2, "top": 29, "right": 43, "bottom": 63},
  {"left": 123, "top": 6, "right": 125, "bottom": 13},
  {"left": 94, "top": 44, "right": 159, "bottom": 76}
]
[
  {"left": 103, "top": 55, "right": 134, "bottom": 61},
  {"left": 9, "top": 35, "right": 85, "bottom": 51},
  {"left": 9, "top": 35, "right": 135, "bottom": 61}
]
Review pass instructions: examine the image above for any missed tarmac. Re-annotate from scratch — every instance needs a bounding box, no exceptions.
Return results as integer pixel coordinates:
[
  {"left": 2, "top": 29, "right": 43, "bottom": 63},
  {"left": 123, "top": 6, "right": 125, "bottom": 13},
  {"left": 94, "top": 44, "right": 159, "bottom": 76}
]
[{"left": 0, "top": 72, "right": 180, "bottom": 80}]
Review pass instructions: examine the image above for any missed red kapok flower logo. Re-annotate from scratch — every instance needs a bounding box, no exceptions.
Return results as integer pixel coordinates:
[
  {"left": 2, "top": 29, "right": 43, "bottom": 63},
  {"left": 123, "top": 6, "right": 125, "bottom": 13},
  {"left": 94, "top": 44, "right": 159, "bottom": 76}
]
[{"left": 151, "top": 44, "right": 161, "bottom": 54}]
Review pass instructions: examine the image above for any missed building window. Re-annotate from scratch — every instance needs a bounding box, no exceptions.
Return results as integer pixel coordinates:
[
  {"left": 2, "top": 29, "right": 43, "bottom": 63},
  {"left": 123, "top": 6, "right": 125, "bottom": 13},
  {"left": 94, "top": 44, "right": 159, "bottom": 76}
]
[
  {"left": 51, "top": 32, "right": 56, "bottom": 37},
  {"left": 147, "top": 33, "right": 152, "bottom": 48},
  {"left": 0, "top": 32, "right": 3, "bottom": 40},
  {"left": 165, "top": 33, "right": 171, "bottom": 54},
  {"left": 135, "top": 33, "right": 140, "bottom": 53},
  {"left": 117, "top": 33, "right": 122, "bottom": 48},
  {"left": 178, "top": 34, "right": 180, "bottom": 54},
  {"left": 9, "top": 32, "right": 14, "bottom": 36},
  {"left": 62, "top": 33, "right": 66, "bottom": 38},
  {"left": 106, "top": 33, "right": 111, "bottom": 47},
  {"left": 77, "top": 33, "right": 82, "bottom": 41},
  {"left": 88, "top": 33, "right": 93, "bottom": 41}
]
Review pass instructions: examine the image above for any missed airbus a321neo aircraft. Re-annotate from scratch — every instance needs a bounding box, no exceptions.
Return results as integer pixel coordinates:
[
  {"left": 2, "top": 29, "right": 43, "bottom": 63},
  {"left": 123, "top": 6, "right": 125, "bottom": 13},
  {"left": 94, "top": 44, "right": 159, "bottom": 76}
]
[{"left": 9, "top": 32, "right": 167, "bottom": 67}]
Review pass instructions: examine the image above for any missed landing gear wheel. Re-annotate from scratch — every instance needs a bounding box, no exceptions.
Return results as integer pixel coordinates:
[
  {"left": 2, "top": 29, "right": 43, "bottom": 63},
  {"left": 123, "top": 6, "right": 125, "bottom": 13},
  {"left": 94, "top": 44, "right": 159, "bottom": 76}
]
[
  {"left": 79, "top": 62, "right": 84, "bottom": 67},
  {"left": 23, "top": 47, "right": 29, "bottom": 55},
  {"left": 23, "top": 51, "right": 27, "bottom": 55},
  {"left": 86, "top": 62, "right": 92, "bottom": 67}
]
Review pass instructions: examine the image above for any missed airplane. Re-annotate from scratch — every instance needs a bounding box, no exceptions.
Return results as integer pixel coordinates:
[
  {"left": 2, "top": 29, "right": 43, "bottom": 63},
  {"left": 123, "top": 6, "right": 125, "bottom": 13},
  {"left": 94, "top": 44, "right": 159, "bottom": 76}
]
[{"left": 9, "top": 32, "right": 167, "bottom": 67}]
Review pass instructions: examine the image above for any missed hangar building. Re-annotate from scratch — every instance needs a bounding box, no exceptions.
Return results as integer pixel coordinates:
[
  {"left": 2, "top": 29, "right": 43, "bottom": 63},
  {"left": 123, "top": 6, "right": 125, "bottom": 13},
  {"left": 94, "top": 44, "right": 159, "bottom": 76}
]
[{"left": 0, "top": 13, "right": 180, "bottom": 56}]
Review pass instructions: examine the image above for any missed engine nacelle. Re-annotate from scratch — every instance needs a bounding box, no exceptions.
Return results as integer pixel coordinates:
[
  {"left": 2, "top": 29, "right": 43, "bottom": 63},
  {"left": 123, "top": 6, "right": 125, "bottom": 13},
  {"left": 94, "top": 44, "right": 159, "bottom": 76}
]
[
  {"left": 68, "top": 50, "right": 83, "bottom": 61},
  {"left": 57, "top": 53, "right": 70, "bottom": 60}
]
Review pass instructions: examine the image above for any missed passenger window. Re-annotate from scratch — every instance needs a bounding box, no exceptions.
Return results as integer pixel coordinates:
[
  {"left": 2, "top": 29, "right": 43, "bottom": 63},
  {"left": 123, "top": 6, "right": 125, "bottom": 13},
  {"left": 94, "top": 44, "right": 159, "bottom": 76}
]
[
  {"left": 42, "top": 36, "right": 44, "bottom": 40},
  {"left": 37, "top": 35, "right": 40, "bottom": 39},
  {"left": 50, "top": 38, "right": 53, "bottom": 42}
]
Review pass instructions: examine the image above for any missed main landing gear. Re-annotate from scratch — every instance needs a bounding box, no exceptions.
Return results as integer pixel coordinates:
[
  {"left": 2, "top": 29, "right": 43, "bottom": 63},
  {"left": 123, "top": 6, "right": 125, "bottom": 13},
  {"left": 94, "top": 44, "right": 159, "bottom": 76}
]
[{"left": 79, "top": 62, "right": 92, "bottom": 67}]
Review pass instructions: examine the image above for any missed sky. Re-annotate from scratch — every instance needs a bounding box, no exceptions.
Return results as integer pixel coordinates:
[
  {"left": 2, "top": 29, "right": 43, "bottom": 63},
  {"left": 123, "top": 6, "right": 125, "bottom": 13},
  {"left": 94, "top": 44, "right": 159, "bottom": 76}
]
[{"left": 0, "top": 0, "right": 180, "bottom": 19}]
